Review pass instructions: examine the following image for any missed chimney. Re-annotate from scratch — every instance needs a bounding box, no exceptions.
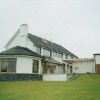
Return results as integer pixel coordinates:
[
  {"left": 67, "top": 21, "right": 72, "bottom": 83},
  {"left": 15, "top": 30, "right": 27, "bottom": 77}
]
[{"left": 20, "top": 24, "right": 28, "bottom": 37}]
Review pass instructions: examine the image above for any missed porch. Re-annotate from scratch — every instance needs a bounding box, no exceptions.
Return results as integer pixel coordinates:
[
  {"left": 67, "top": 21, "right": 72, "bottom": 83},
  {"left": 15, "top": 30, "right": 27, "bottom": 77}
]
[
  {"left": 63, "top": 58, "right": 95, "bottom": 74},
  {"left": 42, "top": 58, "right": 68, "bottom": 81}
]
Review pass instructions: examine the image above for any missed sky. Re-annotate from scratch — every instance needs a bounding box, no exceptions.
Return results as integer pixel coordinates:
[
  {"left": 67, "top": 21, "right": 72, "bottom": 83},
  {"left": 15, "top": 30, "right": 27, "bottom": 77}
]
[{"left": 0, "top": 0, "right": 100, "bottom": 58}]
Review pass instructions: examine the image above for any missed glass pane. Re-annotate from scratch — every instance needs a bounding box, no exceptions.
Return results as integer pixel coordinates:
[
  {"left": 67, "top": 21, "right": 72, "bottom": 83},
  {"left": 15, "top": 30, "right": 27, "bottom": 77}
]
[
  {"left": 9, "top": 62, "right": 16, "bottom": 72},
  {"left": 36, "top": 46, "right": 41, "bottom": 54},
  {"left": 33, "top": 60, "right": 39, "bottom": 73},
  {"left": 43, "top": 49, "right": 50, "bottom": 57},
  {"left": 53, "top": 52, "right": 56, "bottom": 56},
  {"left": 1, "top": 62, "right": 8, "bottom": 72}
]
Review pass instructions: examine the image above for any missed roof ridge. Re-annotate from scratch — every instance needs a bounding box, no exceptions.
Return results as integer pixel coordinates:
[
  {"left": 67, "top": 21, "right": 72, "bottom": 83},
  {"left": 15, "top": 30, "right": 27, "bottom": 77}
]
[{"left": 28, "top": 33, "right": 52, "bottom": 43}]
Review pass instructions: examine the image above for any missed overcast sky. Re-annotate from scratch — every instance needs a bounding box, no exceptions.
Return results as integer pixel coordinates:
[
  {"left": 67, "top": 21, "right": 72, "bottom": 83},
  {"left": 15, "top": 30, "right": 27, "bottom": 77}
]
[{"left": 0, "top": 0, "right": 100, "bottom": 58}]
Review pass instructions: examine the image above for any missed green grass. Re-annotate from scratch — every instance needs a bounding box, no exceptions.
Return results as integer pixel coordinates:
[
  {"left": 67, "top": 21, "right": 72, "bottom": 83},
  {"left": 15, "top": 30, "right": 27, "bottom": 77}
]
[{"left": 0, "top": 74, "right": 100, "bottom": 100}]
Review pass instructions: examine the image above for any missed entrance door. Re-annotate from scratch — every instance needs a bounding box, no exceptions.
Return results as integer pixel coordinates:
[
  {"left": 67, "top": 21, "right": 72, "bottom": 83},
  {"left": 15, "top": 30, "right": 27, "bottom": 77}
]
[{"left": 96, "top": 64, "right": 100, "bottom": 73}]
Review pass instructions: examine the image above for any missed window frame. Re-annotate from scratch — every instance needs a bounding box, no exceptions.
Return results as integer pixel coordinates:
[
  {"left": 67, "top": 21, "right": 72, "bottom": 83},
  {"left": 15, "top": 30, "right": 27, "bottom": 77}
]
[
  {"left": 53, "top": 52, "right": 63, "bottom": 58},
  {"left": 43, "top": 49, "right": 50, "bottom": 57},
  {"left": 0, "top": 58, "right": 16, "bottom": 73},
  {"left": 33, "top": 60, "right": 39, "bottom": 73}
]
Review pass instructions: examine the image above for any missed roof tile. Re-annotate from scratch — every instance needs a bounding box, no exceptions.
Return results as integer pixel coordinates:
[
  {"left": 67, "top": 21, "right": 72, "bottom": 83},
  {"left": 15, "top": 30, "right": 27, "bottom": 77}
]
[
  {"left": 0, "top": 46, "right": 42, "bottom": 57},
  {"left": 28, "top": 33, "right": 78, "bottom": 58}
]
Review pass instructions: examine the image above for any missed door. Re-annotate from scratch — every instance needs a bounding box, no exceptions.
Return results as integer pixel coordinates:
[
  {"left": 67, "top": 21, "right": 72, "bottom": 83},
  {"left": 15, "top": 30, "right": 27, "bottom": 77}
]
[{"left": 96, "top": 64, "right": 100, "bottom": 73}]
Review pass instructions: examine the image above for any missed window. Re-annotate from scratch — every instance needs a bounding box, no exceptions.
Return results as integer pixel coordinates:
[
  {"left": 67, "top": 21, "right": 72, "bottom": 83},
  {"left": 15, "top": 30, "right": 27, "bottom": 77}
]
[
  {"left": 1, "top": 61, "right": 8, "bottom": 72},
  {"left": 53, "top": 52, "right": 56, "bottom": 56},
  {"left": 56, "top": 53, "right": 59, "bottom": 57},
  {"left": 66, "top": 55, "right": 68, "bottom": 59},
  {"left": 36, "top": 46, "right": 41, "bottom": 54},
  {"left": 0, "top": 58, "right": 16, "bottom": 73},
  {"left": 33, "top": 60, "right": 39, "bottom": 73},
  {"left": 59, "top": 54, "right": 63, "bottom": 58},
  {"left": 43, "top": 49, "right": 50, "bottom": 57},
  {"left": 53, "top": 52, "right": 63, "bottom": 58}
]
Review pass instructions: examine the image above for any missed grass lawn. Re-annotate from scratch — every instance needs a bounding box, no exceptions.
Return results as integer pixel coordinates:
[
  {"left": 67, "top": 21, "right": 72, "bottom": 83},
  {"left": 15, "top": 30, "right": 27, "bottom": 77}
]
[{"left": 0, "top": 74, "right": 100, "bottom": 100}]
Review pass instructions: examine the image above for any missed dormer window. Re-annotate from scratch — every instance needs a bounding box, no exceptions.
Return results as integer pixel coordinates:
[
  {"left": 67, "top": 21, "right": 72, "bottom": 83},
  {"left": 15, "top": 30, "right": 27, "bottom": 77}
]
[
  {"left": 59, "top": 54, "right": 63, "bottom": 58},
  {"left": 66, "top": 55, "right": 68, "bottom": 59},
  {"left": 53, "top": 52, "right": 63, "bottom": 58},
  {"left": 43, "top": 49, "right": 50, "bottom": 57},
  {"left": 36, "top": 46, "right": 41, "bottom": 54}
]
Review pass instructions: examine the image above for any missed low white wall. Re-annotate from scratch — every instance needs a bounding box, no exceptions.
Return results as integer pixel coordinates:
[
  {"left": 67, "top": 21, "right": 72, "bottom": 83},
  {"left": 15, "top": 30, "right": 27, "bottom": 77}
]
[
  {"left": 16, "top": 57, "right": 33, "bottom": 74},
  {"left": 73, "top": 62, "right": 94, "bottom": 73},
  {"left": 43, "top": 74, "right": 67, "bottom": 81}
]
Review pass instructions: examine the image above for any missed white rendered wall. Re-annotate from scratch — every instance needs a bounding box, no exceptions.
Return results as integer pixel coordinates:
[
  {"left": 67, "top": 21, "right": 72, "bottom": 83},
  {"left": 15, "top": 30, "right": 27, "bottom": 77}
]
[
  {"left": 26, "top": 38, "right": 34, "bottom": 51},
  {"left": 94, "top": 55, "right": 100, "bottom": 64},
  {"left": 6, "top": 32, "right": 35, "bottom": 52},
  {"left": 6, "top": 31, "right": 20, "bottom": 49},
  {"left": 19, "top": 36, "right": 27, "bottom": 47},
  {"left": 6, "top": 24, "right": 35, "bottom": 52},
  {"left": 43, "top": 74, "right": 67, "bottom": 81},
  {"left": 16, "top": 57, "right": 33, "bottom": 74},
  {"left": 72, "top": 62, "right": 94, "bottom": 73}
]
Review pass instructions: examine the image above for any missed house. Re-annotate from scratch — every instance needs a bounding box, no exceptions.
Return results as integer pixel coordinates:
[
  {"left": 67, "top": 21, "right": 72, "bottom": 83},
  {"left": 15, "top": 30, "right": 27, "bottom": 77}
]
[
  {"left": 94, "top": 54, "right": 100, "bottom": 73},
  {"left": 0, "top": 24, "right": 99, "bottom": 81}
]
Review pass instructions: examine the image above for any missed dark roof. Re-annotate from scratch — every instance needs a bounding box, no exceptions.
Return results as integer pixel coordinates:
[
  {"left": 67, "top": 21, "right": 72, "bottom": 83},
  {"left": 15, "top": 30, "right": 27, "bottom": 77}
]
[
  {"left": 28, "top": 33, "right": 78, "bottom": 58},
  {"left": 48, "top": 58, "right": 60, "bottom": 64},
  {"left": 0, "top": 46, "right": 42, "bottom": 57}
]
